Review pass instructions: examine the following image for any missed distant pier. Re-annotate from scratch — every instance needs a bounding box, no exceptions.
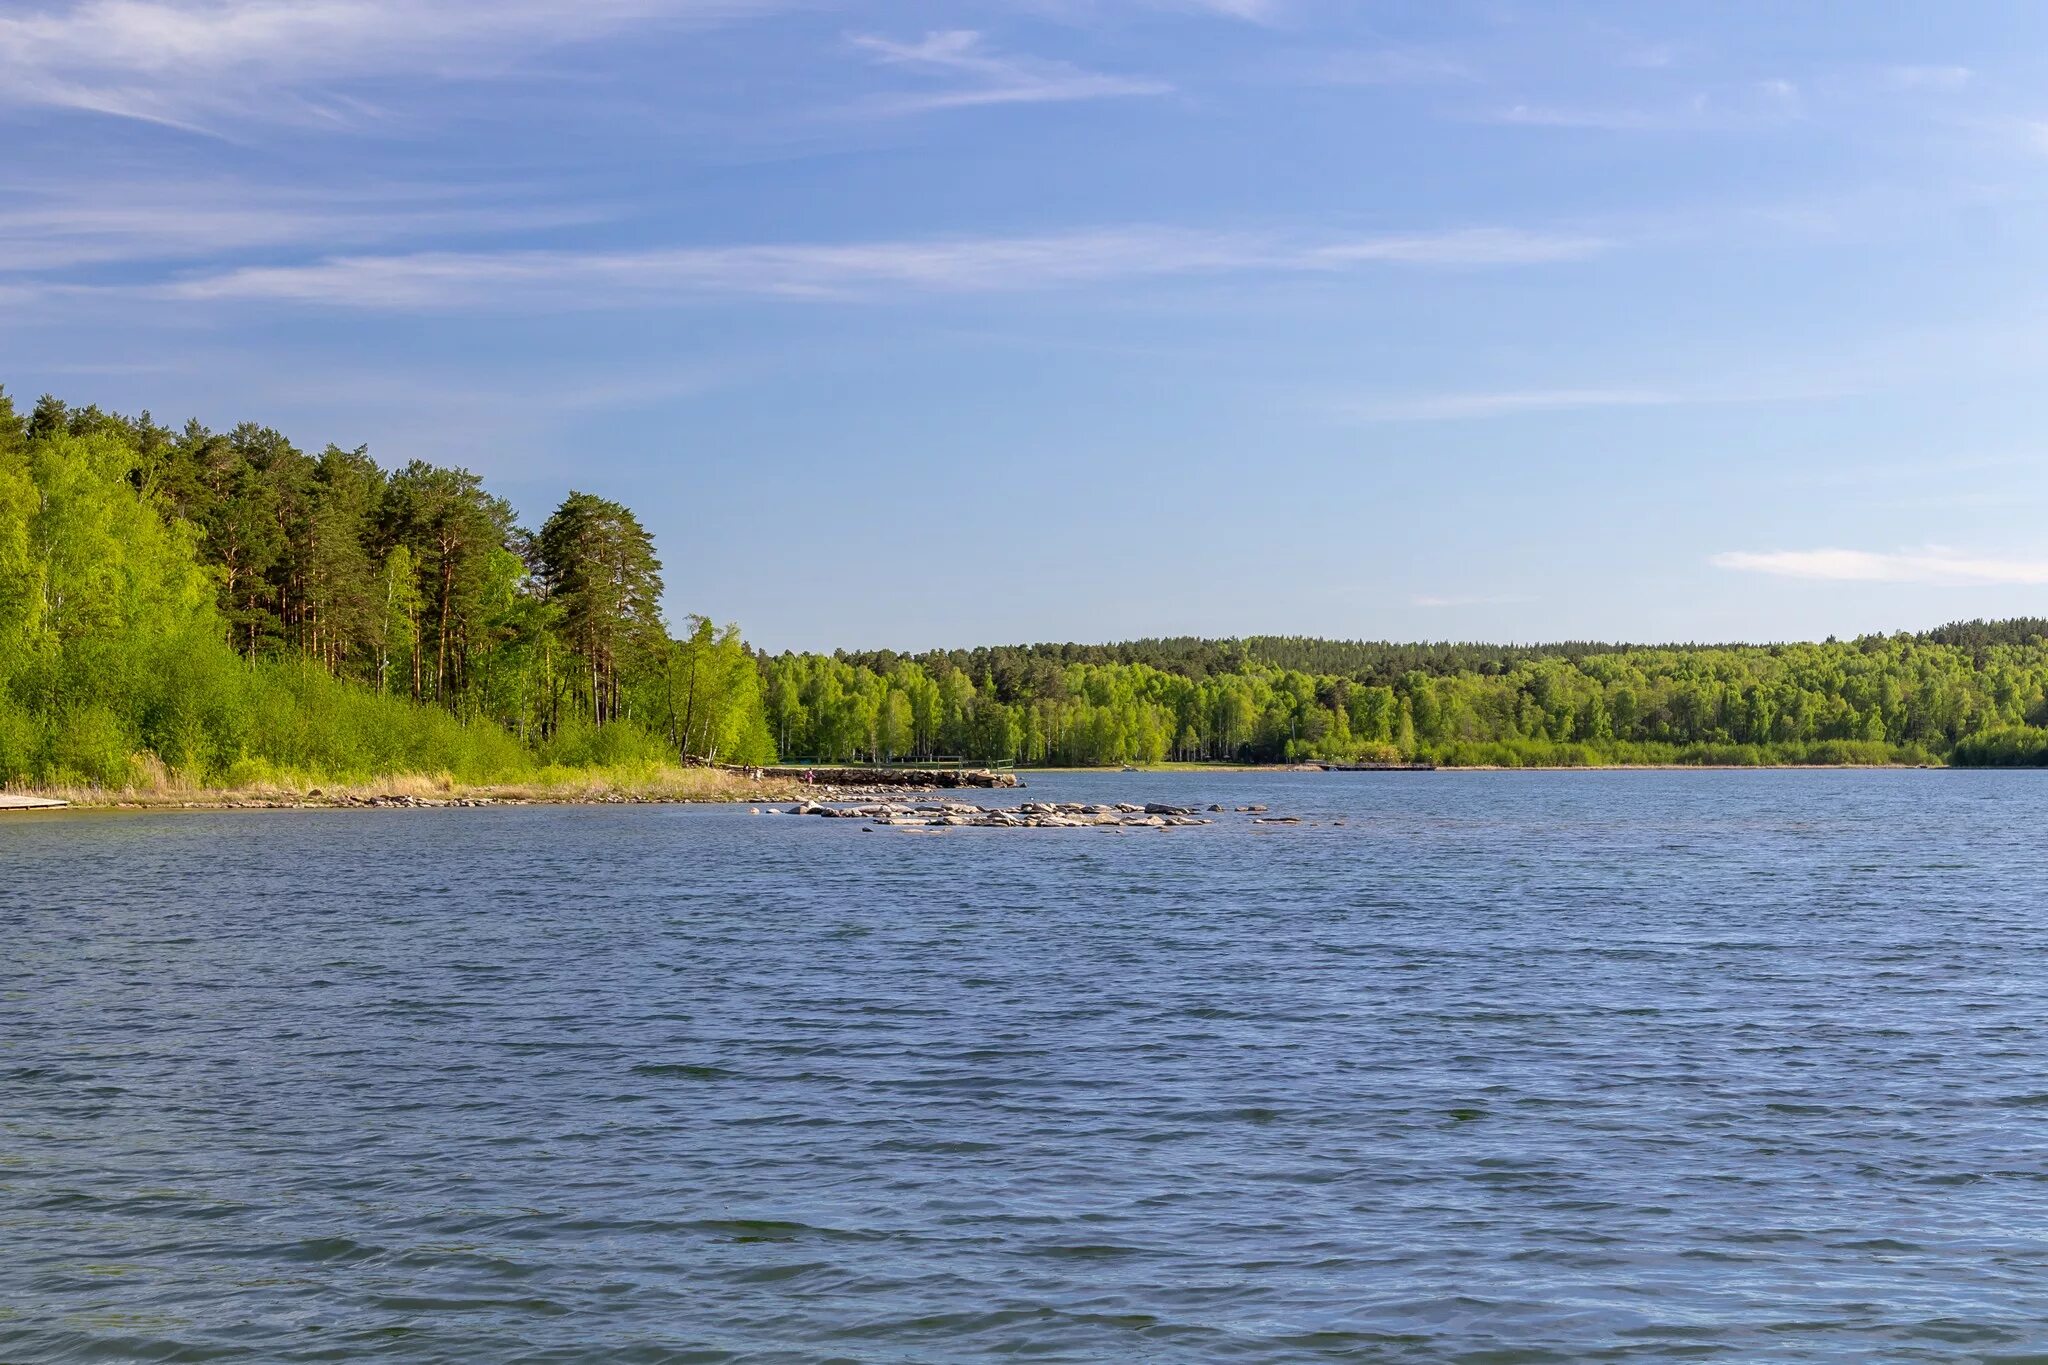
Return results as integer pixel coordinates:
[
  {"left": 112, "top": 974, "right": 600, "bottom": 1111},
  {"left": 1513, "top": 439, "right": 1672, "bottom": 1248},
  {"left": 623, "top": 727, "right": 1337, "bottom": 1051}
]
[{"left": 0, "top": 794, "right": 68, "bottom": 811}]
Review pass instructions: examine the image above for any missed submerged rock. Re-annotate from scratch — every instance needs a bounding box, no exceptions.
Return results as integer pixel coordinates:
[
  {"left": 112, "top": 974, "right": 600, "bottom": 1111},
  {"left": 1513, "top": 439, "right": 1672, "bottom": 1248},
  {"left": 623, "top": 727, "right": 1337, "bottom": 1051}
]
[
  {"left": 768, "top": 795, "right": 1312, "bottom": 833},
  {"left": 779, "top": 795, "right": 1226, "bottom": 830}
]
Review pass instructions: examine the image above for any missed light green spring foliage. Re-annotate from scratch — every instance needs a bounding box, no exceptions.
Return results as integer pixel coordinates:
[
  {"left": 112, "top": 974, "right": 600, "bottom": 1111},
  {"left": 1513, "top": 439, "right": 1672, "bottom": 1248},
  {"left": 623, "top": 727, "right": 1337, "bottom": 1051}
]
[
  {"left": 0, "top": 389, "right": 774, "bottom": 786},
  {"left": 764, "top": 639, "right": 2048, "bottom": 769},
  {"left": 0, "top": 427, "right": 225, "bottom": 782},
  {"left": 0, "top": 425, "right": 540, "bottom": 784}
]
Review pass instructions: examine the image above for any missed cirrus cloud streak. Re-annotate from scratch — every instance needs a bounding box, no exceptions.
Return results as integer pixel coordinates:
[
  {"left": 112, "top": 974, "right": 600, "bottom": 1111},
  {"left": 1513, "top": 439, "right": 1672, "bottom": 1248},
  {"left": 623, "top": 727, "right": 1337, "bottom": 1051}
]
[
  {"left": 137, "top": 225, "right": 1610, "bottom": 310},
  {"left": 0, "top": 0, "right": 778, "bottom": 128},
  {"left": 1712, "top": 547, "right": 2048, "bottom": 587},
  {"left": 850, "top": 30, "right": 1170, "bottom": 115}
]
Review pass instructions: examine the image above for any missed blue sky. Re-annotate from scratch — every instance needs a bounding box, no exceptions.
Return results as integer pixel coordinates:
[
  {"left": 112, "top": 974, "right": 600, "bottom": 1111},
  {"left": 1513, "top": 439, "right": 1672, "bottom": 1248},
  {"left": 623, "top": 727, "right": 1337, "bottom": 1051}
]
[{"left": 4, "top": 0, "right": 2048, "bottom": 651}]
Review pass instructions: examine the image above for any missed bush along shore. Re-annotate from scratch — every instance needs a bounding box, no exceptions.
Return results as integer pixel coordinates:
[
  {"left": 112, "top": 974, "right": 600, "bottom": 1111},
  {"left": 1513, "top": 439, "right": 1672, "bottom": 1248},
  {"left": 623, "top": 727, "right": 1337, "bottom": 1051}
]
[{"left": 7, "top": 385, "right": 2048, "bottom": 800}]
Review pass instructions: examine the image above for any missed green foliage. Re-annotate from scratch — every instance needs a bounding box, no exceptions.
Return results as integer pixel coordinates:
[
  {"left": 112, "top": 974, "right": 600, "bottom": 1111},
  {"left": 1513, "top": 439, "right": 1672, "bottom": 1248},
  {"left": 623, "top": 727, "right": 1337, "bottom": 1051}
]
[
  {"left": 1948, "top": 727, "right": 2048, "bottom": 767},
  {"left": 0, "top": 387, "right": 774, "bottom": 788},
  {"left": 536, "top": 715, "right": 671, "bottom": 769},
  {"left": 659, "top": 618, "right": 775, "bottom": 766},
  {"left": 766, "top": 633, "right": 2048, "bottom": 768},
  {"left": 536, "top": 491, "right": 665, "bottom": 726},
  {"left": 7, "top": 382, "right": 2047, "bottom": 782}
]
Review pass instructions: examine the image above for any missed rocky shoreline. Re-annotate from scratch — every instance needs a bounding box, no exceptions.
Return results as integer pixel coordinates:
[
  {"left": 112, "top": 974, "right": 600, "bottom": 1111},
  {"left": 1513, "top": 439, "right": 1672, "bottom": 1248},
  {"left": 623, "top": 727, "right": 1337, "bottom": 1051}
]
[
  {"left": 766, "top": 799, "right": 1289, "bottom": 829},
  {"left": 39, "top": 776, "right": 968, "bottom": 812},
  {"left": 27, "top": 779, "right": 1305, "bottom": 822}
]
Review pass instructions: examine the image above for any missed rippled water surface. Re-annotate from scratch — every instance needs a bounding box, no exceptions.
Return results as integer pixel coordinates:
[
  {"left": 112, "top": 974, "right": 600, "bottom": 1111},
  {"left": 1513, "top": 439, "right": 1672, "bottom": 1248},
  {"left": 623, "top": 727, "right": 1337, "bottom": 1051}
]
[{"left": 6, "top": 770, "right": 2048, "bottom": 1361}]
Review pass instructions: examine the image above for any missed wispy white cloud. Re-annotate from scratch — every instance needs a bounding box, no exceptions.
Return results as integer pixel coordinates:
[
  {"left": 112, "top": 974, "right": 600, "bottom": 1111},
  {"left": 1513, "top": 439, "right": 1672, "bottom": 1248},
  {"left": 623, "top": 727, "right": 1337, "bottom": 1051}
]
[
  {"left": 1293, "top": 47, "right": 1475, "bottom": 87},
  {"left": 129, "top": 224, "right": 1610, "bottom": 310},
  {"left": 1163, "top": 0, "right": 1283, "bottom": 19},
  {"left": 0, "top": 0, "right": 774, "bottom": 129},
  {"left": 1711, "top": 547, "right": 2048, "bottom": 586},
  {"left": 1758, "top": 77, "right": 1800, "bottom": 106},
  {"left": 0, "top": 181, "right": 606, "bottom": 271},
  {"left": 1311, "top": 228, "right": 1607, "bottom": 266},
  {"left": 850, "top": 29, "right": 1169, "bottom": 115},
  {"left": 1343, "top": 371, "right": 1863, "bottom": 422},
  {"left": 1411, "top": 593, "right": 1532, "bottom": 608},
  {"left": 1487, "top": 101, "right": 1703, "bottom": 132},
  {"left": 1354, "top": 388, "right": 1685, "bottom": 421},
  {"left": 1014, "top": 0, "right": 1285, "bottom": 23},
  {"left": 1882, "top": 64, "right": 1973, "bottom": 92},
  {"left": 1485, "top": 80, "right": 1804, "bottom": 134}
]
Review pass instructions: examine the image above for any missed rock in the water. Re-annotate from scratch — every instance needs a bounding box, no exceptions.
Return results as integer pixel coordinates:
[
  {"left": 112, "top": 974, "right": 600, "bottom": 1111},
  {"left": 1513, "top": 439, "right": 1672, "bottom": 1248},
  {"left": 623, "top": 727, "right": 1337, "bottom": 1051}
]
[{"left": 792, "top": 794, "right": 1218, "bottom": 832}]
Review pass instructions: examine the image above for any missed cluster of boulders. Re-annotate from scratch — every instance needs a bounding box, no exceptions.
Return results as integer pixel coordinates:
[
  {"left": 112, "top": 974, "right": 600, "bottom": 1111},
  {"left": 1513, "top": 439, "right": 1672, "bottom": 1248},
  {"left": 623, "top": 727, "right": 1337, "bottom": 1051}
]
[
  {"left": 766, "top": 799, "right": 1224, "bottom": 829},
  {"left": 327, "top": 794, "right": 504, "bottom": 808}
]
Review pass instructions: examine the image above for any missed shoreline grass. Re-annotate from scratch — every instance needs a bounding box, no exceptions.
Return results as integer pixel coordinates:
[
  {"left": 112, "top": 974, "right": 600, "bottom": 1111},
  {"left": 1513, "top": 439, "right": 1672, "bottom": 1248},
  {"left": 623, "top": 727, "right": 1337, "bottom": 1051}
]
[{"left": 9, "top": 763, "right": 806, "bottom": 811}]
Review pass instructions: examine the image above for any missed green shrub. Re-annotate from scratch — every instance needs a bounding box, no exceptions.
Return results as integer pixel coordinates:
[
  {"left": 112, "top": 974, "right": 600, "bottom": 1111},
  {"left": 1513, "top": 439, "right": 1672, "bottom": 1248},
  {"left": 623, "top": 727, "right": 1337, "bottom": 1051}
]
[
  {"left": 0, "top": 692, "right": 41, "bottom": 784},
  {"left": 1949, "top": 727, "right": 2048, "bottom": 767},
  {"left": 45, "top": 704, "right": 133, "bottom": 787}
]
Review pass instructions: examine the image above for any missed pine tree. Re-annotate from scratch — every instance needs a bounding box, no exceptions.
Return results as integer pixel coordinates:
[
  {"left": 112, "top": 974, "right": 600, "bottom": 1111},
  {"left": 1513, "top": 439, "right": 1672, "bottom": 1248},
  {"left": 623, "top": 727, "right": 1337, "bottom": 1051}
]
[{"left": 535, "top": 492, "right": 665, "bottom": 728}]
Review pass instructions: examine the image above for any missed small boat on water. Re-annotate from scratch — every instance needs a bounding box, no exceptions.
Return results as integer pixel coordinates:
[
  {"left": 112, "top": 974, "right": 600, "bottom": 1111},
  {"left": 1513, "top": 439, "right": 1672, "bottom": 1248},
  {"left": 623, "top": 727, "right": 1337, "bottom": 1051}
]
[{"left": 0, "top": 794, "right": 68, "bottom": 810}]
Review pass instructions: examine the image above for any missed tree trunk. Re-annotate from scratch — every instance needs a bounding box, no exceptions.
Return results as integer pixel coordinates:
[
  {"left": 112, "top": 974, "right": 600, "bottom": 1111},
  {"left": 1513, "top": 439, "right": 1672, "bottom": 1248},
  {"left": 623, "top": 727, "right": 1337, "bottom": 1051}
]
[{"left": 435, "top": 553, "right": 453, "bottom": 704}]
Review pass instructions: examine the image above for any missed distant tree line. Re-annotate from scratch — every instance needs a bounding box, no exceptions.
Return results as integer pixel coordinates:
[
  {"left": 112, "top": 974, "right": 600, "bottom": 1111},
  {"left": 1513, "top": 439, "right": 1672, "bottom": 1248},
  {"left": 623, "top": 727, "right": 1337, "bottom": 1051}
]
[
  {"left": 763, "top": 636, "right": 2048, "bottom": 769},
  {"left": 5, "top": 384, "right": 2047, "bottom": 785}
]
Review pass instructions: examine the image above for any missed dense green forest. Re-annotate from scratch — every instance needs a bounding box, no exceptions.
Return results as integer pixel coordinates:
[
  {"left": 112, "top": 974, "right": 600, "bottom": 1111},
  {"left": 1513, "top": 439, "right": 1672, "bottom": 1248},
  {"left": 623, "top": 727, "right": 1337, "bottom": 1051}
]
[
  {"left": 0, "top": 388, "right": 771, "bottom": 787},
  {"left": 765, "top": 631, "right": 2048, "bottom": 768},
  {"left": 5, "top": 385, "right": 2048, "bottom": 788}
]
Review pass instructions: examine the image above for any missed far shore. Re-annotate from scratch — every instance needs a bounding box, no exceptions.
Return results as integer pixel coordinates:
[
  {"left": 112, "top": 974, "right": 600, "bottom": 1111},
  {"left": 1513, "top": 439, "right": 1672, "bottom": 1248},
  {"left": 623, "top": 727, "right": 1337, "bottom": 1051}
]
[{"left": 6, "top": 760, "right": 1992, "bottom": 814}]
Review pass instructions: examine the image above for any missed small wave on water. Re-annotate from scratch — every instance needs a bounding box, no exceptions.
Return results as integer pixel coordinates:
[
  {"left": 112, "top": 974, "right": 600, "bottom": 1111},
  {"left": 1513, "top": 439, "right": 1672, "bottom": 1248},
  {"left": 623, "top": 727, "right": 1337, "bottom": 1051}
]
[
  {"left": 6, "top": 770, "right": 2048, "bottom": 1361},
  {"left": 629, "top": 1062, "right": 744, "bottom": 1080}
]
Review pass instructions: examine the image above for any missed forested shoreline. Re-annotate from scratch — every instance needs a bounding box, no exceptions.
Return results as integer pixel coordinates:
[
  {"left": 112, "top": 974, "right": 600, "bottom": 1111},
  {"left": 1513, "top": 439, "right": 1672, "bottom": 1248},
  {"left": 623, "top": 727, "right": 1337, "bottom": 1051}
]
[
  {"left": 0, "top": 388, "right": 771, "bottom": 789},
  {"left": 764, "top": 630, "right": 2048, "bottom": 769},
  {"left": 4, "top": 386, "right": 2048, "bottom": 790}
]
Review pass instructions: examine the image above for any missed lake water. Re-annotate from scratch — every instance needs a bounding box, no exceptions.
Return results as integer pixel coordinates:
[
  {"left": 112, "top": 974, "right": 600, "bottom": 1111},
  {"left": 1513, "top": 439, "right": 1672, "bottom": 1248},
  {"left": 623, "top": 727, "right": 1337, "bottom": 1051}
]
[{"left": 5, "top": 770, "right": 2048, "bottom": 1361}]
